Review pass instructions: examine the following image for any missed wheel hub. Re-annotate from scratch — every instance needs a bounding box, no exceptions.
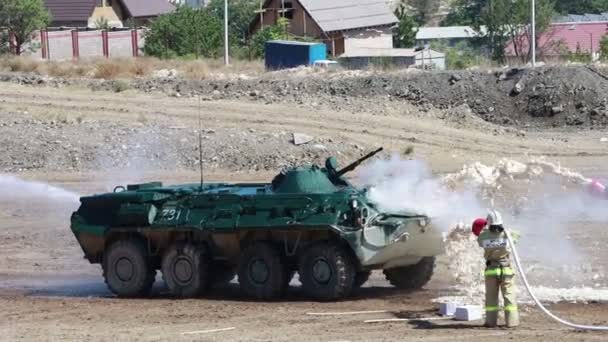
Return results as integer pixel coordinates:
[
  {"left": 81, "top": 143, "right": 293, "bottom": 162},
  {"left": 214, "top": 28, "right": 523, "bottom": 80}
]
[
  {"left": 173, "top": 257, "right": 193, "bottom": 284},
  {"left": 249, "top": 259, "right": 269, "bottom": 284},
  {"left": 312, "top": 258, "right": 332, "bottom": 284},
  {"left": 116, "top": 257, "right": 134, "bottom": 282}
]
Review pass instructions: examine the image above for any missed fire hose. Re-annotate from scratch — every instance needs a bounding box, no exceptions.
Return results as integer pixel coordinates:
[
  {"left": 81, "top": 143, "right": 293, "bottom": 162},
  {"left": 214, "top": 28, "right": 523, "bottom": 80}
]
[{"left": 504, "top": 229, "right": 608, "bottom": 331}]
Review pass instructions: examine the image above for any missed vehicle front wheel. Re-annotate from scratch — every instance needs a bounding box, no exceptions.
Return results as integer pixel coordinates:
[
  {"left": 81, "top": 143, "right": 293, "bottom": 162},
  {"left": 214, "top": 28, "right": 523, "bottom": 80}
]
[
  {"left": 161, "top": 242, "right": 211, "bottom": 298},
  {"left": 237, "top": 242, "right": 288, "bottom": 300},
  {"left": 298, "top": 242, "right": 356, "bottom": 301},
  {"left": 103, "top": 238, "right": 156, "bottom": 297},
  {"left": 383, "top": 257, "right": 436, "bottom": 290}
]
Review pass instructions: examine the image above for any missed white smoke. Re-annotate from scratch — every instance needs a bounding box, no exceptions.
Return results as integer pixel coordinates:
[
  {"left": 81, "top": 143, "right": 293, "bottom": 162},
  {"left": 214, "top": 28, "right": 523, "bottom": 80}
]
[
  {"left": 358, "top": 154, "right": 485, "bottom": 231},
  {"left": 358, "top": 155, "right": 608, "bottom": 303},
  {"left": 0, "top": 174, "right": 80, "bottom": 206}
]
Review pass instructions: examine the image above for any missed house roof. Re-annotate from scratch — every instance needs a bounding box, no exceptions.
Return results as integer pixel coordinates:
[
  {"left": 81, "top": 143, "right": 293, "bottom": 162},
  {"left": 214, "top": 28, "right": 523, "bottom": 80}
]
[
  {"left": 44, "top": 0, "right": 174, "bottom": 23},
  {"left": 267, "top": 40, "right": 325, "bottom": 46},
  {"left": 416, "top": 26, "right": 484, "bottom": 40},
  {"left": 44, "top": 0, "right": 97, "bottom": 22},
  {"left": 340, "top": 47, "right": 444, "bottom": 58},
  {"left": 299, "top": 0, "right": 398, "bottom": 32},
  {"left": 121, "top": 0, "right": 175, "bottom": 18},
  {"left": 554, "top": 13, "right": 608, "bottom": 23},
  {"left": 505, "top": 22, "right": 608, "bottom": 56}
]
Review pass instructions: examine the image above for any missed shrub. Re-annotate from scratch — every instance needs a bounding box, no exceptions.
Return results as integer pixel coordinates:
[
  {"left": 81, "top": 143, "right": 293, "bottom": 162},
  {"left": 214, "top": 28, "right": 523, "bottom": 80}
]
[
  {"left": 181, "top": 59, "right": 210, "bottom": 80},
  {"left": 568, "top": 43, "right": 592, "bottom": 63},
  {"left": 93, "top": 61, "right": 122, "bottom": 79},
  {"left": 600, "top": 35, "right": 608, "bottom": 62},
  {"left": 248, "top": 18, "right": 318, "bottom": 58},
  {"left": 0, "top": 56, "right": 40, "bottom": 72},
  {"left": 144, "top": 6, "right": 223, "bottom": 59},
  {"left": 111, "top": 80, "right": 130, "bottom": 93},
  {"left": 432, "top": 41, "right": 489, "bottom": 70},
  {"left": 128, "top": 58, "right": 155, "bottom": 76}
]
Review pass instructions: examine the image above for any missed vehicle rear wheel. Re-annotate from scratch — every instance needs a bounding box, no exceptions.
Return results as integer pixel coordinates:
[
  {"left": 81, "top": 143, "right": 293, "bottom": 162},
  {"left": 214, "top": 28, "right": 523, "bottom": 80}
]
[
  {"left": 237, "top": 242, "right": 287, "bottom": 300},
  {"left": 354, "top": 271, "right": 372, "bottom": 289},
  {"left": 161, "top": 242, "right": 211, "bottom": 298},
  {"left": 383, "top": 257, "right": 436, "bottom": 290},
  {"left": 103, "top": 238, "right": 155, "bottom": 298},
  {"left": 298, "top": 242, "right": 356, "bottom": 301}
]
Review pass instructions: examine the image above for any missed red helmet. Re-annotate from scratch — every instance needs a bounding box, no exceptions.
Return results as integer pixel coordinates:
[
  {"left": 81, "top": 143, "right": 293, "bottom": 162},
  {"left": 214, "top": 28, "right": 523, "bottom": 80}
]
[
  {"left": 589, "top": 179, "right": 606, "bottom": 195},
  {"left": 472, "top": 218, "right": 487, "bottom": 236}
]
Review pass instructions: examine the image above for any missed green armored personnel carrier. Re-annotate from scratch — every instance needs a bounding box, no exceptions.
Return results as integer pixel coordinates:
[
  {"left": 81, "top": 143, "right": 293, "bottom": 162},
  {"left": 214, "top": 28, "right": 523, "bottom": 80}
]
[{"left": 70, "top": 148, "right": 445, "bottom": 301}]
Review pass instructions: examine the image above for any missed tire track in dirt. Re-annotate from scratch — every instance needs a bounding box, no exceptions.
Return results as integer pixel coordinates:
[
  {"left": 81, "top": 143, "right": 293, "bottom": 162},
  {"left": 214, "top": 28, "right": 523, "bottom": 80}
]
[{"left": 0, "top": 86, "right": 595, "bottom": 159}]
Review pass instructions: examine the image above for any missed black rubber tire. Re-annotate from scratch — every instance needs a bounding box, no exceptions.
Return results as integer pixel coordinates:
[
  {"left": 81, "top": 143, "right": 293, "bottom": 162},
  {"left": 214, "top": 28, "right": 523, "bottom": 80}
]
[
  {"left": 354, "top": 271, "right": 372, "bottom": 289},
  {"left": 237, "top": 242, "right": 288, "bottom": 300},
  {"left": 298, "top": 242, "right": 356, "bottom": 301},
  {"left": 103, "top": 238, "right": 156, "bottom": 298},
  {"left": 383, "top": 257, "right": 436, "bottom": 290},
  {"left": 161, "top": 242, "right": 211, "bottom": 298}
]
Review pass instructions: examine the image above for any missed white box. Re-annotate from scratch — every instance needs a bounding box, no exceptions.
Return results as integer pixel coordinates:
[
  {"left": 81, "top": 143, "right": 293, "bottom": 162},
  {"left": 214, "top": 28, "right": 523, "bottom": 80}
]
[
  {"left": 438, "top": 302, "right": 459, "bottom": 316},
  {"left": 454, "top": 305, "right": 483, "bottom": 321}
]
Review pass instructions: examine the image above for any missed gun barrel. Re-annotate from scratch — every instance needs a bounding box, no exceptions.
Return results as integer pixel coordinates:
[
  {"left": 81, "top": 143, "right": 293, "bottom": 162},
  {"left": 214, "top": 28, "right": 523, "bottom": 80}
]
[{"left": 336, "top": 147, "right": 383, "bottom": 177}]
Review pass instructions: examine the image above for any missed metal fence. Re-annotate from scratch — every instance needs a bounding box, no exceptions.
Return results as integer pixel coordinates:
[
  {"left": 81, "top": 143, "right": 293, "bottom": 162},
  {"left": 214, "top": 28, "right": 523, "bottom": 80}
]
[{"left": 3, "top": 28, "right": 147, "bottom": 60}]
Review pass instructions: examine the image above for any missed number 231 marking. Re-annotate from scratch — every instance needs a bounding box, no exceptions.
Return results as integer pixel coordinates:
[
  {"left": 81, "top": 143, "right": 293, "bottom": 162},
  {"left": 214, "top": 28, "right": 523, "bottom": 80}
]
[{"left": 161, "top": 209, "right": 181, "bottom": 221}]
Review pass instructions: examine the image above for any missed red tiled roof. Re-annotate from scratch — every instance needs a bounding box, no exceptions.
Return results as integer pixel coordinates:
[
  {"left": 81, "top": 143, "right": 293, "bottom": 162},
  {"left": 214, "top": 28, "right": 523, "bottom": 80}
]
[{"left": 506, "top": 22, "right": 608, "bottom": 56}]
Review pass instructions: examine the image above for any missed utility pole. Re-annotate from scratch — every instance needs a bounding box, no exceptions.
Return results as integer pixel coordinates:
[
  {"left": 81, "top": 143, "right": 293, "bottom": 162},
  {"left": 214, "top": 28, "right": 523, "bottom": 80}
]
[
  {"left": 531, "top": 0, "right": 536, "bottom": 67},
  {"left": 224, "top": 0, "right": 229, "bottom": 65}
]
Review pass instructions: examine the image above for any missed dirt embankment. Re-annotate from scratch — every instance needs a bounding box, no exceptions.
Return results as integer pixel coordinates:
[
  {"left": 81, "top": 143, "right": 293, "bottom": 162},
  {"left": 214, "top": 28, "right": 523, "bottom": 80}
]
[{"left": 3, "top": 65, "right": 608, "bottom": 130}]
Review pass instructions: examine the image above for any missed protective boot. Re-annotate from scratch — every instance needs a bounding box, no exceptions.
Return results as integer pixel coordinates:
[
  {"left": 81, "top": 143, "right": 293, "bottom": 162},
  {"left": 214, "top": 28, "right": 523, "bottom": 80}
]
[
  {"left": 484, "top": 272, "right": 499, "bottom": 327},
  {"left": 502, "top": 274, "right": 519, "bottom": 327}
]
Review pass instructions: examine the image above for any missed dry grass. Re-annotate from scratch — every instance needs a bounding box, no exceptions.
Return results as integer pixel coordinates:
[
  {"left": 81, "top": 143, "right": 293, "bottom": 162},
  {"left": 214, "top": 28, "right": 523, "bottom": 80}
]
[
  {"left": 0, "top": 56, "right": 41, "bottom": 73},
  {"left": 0, "top": 56, "right": 264, "bottom": 80},
  {"left": 180, "top": 60, "right": 210, "bottom": 80},
  {"left": 47, "top": 61, "right": 90, "bottom": 77},
  {"left": 92, "top": 61, "right": 123, "bottom": 79},
  {"left": 128, "top": 58, "right": 155, "bottom": 76}
]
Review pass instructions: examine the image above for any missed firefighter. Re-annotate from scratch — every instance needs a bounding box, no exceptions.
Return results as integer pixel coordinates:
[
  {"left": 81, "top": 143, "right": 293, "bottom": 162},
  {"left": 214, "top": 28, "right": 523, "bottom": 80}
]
[{"left": 471, "top": 211, "right": 520, "bottom": 328}]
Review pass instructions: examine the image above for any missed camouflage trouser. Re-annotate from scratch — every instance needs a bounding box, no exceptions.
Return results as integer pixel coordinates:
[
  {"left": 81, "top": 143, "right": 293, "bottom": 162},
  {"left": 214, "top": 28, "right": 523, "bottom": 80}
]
[{"left": 485, "top": 266, "right": 520, "bottom": 327}]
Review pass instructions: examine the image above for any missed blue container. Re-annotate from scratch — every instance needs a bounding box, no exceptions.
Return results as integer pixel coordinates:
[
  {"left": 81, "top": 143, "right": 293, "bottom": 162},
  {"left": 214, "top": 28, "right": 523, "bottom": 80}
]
[{"left": 265, "top": 40, "right": 327, "bottom": 70}]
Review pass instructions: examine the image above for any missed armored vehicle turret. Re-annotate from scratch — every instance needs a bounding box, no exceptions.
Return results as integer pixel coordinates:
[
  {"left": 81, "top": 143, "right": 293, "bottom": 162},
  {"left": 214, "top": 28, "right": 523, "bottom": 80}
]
[{"left": 71, "top": 148, "right": 445, "bottom": 301}]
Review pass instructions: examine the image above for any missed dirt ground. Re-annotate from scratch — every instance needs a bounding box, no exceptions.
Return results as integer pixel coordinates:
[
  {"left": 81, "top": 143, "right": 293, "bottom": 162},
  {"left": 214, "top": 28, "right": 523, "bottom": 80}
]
[{"left": 1, "top": 83, "right": 608, "bottom": 341}]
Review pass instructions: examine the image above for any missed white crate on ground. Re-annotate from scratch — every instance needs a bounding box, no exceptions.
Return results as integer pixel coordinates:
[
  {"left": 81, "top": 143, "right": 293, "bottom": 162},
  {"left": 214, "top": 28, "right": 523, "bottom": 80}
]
[
  {"left": 438, "top": 302, "right": 459, "bottom": 316},
  {"left": 454, "top": 305, "right": 483, "bottom": 321}
]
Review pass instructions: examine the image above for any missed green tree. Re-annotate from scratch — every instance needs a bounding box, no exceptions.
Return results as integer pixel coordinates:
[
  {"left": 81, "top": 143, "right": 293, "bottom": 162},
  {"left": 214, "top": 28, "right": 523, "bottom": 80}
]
[
  {"left": 0, "top": 0, "right": 50, "bottom": 55},
  {"left": 249, "top": 17, "right": 290, "bottom": 58},
  {"left": 0, "top": 33, "right": 7, "bottom": 55},
  {"left": 433, "top": 41, "right": 487, "bottom": 69},
  {"left": 405, "top": 0, "right": 441, "bottom": 25},
  {"left": 206, "top": 0, "right": 259, "bottom": 46},
  {"left": 144, "top": 6, "right": 222, "bottom": 59},
  {"left": 553, "top": 0, "right": 608, "bottom": 14},
  {"left": 601, "top": 35, "right": 608, "bottom": 61},
  {"left": 498, "top": 0, "right": 555, "bottom": 62},
  {"left": 441, "top": 0, "right": 487, "bottom": 26},
  {"left": 444, "top": 0, "right": 555, "bottom": 63},
  {"left": 393, "top": 4, "right": 418, "bottom": 48}
]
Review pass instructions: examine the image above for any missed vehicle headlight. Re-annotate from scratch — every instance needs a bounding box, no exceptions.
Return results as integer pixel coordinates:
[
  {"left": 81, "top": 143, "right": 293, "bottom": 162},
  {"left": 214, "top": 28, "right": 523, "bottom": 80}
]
[
  {"left": 350, "top": 199, "right": 358, "bottom": 209},
  {"left": 418, "top": 218, "right": 428, "bottom": 227}
]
